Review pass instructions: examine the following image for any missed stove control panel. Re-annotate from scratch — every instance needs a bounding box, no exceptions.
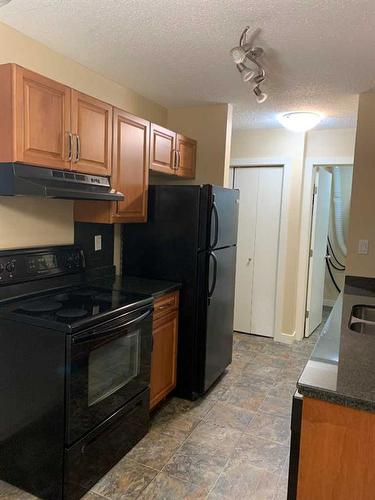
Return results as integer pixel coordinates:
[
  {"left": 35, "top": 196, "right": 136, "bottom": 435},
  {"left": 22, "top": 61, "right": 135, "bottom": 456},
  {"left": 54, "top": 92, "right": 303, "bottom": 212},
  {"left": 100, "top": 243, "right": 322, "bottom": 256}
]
[{"left": 0, "top": 247, "right": 85, "bottom": 285}]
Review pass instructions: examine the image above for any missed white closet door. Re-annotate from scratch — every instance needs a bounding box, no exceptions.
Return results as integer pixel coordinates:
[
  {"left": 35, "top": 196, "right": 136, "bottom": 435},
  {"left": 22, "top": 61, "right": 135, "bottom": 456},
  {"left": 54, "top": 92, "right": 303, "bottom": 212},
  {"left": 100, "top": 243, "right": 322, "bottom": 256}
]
[
  {"left": 251, "top": 167, "right": 283, "bottom": 337},
  {"left": 233, "top": 167, "right": 283, "bottom": 337},
  {"left": 233, "top": 168, "right": 259, "bottom": 333}
]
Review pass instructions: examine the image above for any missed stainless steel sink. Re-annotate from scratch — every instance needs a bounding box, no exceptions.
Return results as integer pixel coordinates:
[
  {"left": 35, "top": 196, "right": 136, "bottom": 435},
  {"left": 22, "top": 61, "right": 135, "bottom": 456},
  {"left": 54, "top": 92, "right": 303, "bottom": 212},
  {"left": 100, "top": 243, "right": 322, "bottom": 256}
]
[
  {"left": 351, "top": 305, "right": 375, "bottom": 323},
  {"left": 349, "top": 305, "right": 375, "bottom": 334}
]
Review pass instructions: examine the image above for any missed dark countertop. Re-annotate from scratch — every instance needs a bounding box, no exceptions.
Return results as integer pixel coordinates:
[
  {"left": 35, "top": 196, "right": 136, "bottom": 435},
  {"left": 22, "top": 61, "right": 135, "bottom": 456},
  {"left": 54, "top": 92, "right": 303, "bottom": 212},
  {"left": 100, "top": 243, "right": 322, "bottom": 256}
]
[
  {"left": 297, "top": 277, "right": 375, "bottom": 412},
  {"left": 87, "top": 267, "right": 181, "bottom": 299},
  {"left": 111, "top": 276, "right": 181, "bottom": 299}
]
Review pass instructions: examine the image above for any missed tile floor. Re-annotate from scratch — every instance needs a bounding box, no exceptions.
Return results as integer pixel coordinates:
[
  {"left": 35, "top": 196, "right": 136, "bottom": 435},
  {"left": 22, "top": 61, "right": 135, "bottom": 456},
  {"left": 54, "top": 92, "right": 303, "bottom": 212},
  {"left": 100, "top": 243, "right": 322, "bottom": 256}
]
[{"left": 0, "top": 310, "right": 329, "bottom": 500}]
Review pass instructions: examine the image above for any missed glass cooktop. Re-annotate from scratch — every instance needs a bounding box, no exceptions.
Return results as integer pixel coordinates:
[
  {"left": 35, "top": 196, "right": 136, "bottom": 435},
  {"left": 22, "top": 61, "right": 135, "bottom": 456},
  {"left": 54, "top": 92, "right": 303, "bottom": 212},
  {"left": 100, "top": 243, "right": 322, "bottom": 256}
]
[{"left": 6, "top": 286, "right": 151, "bottom": 326}]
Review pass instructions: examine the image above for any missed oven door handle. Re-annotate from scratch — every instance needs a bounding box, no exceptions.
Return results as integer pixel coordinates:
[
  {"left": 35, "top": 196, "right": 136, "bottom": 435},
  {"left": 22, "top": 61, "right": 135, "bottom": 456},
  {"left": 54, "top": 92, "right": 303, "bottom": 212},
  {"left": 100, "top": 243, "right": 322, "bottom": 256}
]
[{"left": 73, "top": 308, "right": 153, "bottom": 345}]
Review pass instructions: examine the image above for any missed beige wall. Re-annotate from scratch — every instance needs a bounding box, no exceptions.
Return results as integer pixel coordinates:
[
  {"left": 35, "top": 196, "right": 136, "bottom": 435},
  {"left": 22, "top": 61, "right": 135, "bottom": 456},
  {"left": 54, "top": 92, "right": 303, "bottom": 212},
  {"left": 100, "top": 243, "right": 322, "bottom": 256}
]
[
  {"left": 151, "top": 104, "right": 233, "bottom": 187},
  {"left": 347, "top": 92, "right": 375, "bottom": 277},
  {"left": 231, "top": 127, "right": 356, "bottom": 338},
  {"left": 231, "top": 129, "right": 305, "bottom": 336},
  {"left": 0, "top": 21, "right": 167, "bottom": 251},
  {"left": 305, "top": 129, "right": 356, "bottom": 158}
]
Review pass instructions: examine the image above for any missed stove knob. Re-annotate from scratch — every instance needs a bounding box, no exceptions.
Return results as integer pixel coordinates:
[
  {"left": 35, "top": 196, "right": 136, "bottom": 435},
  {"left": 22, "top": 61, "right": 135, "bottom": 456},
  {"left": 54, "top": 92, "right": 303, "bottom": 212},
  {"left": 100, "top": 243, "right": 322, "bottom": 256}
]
[
  {"left": 6, "top": 261, "right": 15, "bottom": 272},
  {"left": 0, "top": 263, "right": 4, "bottom": 273}
]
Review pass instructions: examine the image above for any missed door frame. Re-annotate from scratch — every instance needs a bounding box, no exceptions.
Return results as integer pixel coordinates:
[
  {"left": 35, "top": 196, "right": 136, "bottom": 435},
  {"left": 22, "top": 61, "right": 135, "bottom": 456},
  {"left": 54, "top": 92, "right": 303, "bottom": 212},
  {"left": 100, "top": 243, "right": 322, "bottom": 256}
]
[
  {"left": 295, "top": 156, "right": 354, "bottom": 341},
  {"left": 230, "top": 157, "right": 291, "bottom": 343}
]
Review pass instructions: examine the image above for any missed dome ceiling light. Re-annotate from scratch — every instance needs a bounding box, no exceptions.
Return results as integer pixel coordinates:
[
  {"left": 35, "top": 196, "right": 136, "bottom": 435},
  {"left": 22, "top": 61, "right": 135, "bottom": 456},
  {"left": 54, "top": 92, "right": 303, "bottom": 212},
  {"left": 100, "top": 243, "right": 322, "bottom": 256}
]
[
  {"left": 230, "top": 26, "right": 267, "bottom": 104},
  {"left": 277, "top": 111, "right": 323, "bottom": 132}
]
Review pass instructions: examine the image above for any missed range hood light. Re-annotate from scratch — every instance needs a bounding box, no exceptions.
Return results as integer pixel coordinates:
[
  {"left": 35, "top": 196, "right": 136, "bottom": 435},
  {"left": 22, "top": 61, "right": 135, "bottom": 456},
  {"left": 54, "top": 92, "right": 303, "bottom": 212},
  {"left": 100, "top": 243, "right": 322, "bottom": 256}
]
[{"left": 277, "top": 112, "right": 322, "bottom": 132}]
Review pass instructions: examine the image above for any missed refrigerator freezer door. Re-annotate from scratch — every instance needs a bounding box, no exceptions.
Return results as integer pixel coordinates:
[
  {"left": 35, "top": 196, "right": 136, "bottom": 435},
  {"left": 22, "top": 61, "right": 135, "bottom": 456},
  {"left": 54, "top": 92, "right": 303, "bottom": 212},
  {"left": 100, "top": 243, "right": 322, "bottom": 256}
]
[
  {"left": 204, "top": 245, "right": 237, "bottom": 391},
  {"left": 209, "top": 186, "right": 239, "bottom": 250}
]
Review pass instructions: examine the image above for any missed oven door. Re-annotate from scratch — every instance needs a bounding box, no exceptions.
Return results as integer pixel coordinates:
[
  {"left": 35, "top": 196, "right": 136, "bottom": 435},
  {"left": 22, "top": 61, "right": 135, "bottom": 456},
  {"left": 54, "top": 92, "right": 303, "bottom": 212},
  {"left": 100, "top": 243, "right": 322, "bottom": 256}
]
[{"left": 66, "top": 304, "right": 153, "bottom": 445}]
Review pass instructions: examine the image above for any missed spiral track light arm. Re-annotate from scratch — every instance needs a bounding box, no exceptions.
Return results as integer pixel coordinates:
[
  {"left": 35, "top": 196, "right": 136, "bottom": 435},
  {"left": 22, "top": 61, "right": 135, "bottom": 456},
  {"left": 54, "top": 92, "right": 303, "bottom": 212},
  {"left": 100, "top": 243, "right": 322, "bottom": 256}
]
[{"left": 231, "top": 27, "right": 267, "bottom": 104}]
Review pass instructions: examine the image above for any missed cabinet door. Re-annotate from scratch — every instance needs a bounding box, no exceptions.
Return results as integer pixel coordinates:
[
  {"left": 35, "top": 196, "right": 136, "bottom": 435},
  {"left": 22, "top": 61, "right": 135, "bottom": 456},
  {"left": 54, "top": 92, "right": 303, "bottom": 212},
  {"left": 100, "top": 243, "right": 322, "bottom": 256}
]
[
  {"left": 15, "top": 66, "right": 71, "bottom": 170},
  {"left": 176, "top": 134, "right": 196, "bottom": 178},
  {"left": 150, "top": 123, "right": 176, "bottom": 174},
  {"left": 150, "top": 311, "right": 178, "bottom": 409},
  {"left": 112, "top": 109, "right": 149, "bottom": 222},
  {"left": 71, "top": 90, "right": 112, "bottom": 175}
]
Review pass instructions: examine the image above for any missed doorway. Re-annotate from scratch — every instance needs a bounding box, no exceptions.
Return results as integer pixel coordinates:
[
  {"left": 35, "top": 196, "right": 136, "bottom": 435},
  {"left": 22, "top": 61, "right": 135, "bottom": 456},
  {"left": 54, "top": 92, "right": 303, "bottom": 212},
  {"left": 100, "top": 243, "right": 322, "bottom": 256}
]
[
  {"left": 304, "top": 165, "right": 353, "bottom": 337},
  {"left": 232, "top": 166, "right": 283, "bottom": 337}
]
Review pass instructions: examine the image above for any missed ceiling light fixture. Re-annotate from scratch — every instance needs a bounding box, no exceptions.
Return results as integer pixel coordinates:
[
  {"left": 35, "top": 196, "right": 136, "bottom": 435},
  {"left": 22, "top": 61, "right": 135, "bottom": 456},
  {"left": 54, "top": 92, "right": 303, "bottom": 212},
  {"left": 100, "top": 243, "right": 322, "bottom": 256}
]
[
  {"left": 231, "top": 26, "right": 267, "bottom": 104},
  {"left": 0, "top": 0, "right": 12, "bottom": 7},
  {"left": 236, "top": 63, "right": 255, "bottom": 83},
  {"left": 277, "top": 112, "right": 322, "bottom": 132}
]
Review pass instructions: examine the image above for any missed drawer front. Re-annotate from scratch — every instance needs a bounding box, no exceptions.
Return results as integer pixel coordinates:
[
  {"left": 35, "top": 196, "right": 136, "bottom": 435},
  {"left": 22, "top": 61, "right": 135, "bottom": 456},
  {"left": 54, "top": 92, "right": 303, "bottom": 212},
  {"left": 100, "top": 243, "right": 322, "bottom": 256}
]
[{"left": 153, "top": 291, "right": 179, "bottom": 320}]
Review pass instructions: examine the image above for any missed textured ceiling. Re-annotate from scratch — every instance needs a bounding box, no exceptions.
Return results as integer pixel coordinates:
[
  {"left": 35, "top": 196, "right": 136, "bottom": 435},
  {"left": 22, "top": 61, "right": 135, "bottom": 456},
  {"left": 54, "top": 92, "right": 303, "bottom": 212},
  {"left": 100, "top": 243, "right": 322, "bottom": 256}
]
[{"left": 0, "top": 0, "right": 373, "bottom": 129}]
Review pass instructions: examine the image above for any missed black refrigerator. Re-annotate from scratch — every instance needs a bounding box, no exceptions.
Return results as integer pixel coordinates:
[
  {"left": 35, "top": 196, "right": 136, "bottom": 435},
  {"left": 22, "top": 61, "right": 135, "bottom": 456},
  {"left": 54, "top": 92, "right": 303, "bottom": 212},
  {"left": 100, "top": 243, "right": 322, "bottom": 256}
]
[{"left": 123, "top": 184, "right": 239, "bottom": 400}]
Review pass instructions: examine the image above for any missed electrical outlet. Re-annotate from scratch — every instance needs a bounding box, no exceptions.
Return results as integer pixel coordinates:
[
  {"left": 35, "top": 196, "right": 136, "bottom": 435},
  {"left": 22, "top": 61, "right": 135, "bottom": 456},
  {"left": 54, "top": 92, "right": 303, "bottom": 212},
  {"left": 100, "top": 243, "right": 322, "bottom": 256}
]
[
  {"left": 94, "top": 235, "right": 102, "bottom": 252},
  {"left": 358, "top": 239, "right": 369, "bottom": 255}
]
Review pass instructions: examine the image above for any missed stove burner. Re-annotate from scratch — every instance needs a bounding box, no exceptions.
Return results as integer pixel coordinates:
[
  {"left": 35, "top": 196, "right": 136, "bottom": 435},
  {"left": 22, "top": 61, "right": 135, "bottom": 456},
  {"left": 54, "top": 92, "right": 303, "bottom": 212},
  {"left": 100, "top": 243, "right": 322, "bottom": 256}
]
[
  {"left": 73, "top": 289, "right": 96, "bottom": 298},
  {"left": 95, "top": 293, "right": 114, "bottom": 302},
  {"left": 54, "top": 293, "right": 70, "bottom": 302},
  {"left": 56, "top": 308, "right": 88, "bottom": 319},
  {"left": 19, "top": 300, "right": 63, "bottom": 313}
]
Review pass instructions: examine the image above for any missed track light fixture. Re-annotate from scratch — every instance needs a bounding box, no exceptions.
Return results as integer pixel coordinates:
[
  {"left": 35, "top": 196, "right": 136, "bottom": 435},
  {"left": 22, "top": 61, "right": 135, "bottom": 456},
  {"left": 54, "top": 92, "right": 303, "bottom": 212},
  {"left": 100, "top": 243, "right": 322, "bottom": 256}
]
[{"left": 231, "top": 26, "right": 267, "bottom": 104}]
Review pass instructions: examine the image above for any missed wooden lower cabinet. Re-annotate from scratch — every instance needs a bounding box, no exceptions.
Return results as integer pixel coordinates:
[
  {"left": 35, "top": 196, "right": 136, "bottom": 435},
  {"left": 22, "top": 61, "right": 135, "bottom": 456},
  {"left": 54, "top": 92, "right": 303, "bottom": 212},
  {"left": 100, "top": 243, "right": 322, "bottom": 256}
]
[
  {"left": 150, "top": 291, "right": 179, "bottom": 410},
  {"left": 297, "top": 397, "right": 375, "bottom": 500}
]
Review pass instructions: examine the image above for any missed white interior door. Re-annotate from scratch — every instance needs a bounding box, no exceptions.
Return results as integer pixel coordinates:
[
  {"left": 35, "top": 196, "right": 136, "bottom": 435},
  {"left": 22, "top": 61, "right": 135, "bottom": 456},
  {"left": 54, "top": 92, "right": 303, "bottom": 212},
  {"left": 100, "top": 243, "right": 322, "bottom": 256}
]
[
  {"left": 233, "top": 167, "right": 283, "bottom": 337},
  {"left": 233, "top": 168, "right": 259, "bottom": 333},
  {"left": 305, "top": 167, "right": 332, "bottom": 336}
]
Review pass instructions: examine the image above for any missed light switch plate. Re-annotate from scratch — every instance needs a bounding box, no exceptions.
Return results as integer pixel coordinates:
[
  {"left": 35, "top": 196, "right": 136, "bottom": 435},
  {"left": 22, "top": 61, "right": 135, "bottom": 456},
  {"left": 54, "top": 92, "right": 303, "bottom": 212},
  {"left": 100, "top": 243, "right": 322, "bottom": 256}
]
[
  {"left": 358, "top": 239, "right": 369, "bottom": 255},
  {"left": 94, "top": 234, "right": 102, "bottom": 252}
]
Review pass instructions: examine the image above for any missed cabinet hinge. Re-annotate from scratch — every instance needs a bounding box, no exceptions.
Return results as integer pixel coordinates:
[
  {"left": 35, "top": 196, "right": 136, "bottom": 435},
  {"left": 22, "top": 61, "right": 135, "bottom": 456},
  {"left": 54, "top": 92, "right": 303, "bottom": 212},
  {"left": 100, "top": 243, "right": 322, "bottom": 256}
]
[
  {"left": 309, "top": 249, "right": 313, "bottom": 258},
  {"left": 314, "top": 186, "right": 318, "bottom": 195},
  {"left": 305, "top": 310, "right": 310, "bottom": 319}
]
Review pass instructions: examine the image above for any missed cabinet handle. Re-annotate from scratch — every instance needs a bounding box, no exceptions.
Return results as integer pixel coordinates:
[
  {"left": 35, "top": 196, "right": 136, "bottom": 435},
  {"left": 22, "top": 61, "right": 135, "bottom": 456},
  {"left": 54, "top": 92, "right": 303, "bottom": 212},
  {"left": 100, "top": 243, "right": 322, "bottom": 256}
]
[
  {"left": 172, "top": 149, "right": 178, "bottom": 170},
  {"left": 75, "top": 135, "right": 81, "bottom": 163},
  {"left": 67, "top": 132, "right": 73, "bottom": 161},
  {"left": 177, "top": 150, "right": 181, "bottom": 169}
]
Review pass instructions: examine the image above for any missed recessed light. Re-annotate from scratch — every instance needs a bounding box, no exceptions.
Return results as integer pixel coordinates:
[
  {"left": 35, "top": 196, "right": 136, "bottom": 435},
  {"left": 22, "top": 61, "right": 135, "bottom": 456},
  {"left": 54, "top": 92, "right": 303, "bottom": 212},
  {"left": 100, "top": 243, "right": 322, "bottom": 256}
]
[{"left": 277, "top": 112, "right": 322, "bottom": 132}]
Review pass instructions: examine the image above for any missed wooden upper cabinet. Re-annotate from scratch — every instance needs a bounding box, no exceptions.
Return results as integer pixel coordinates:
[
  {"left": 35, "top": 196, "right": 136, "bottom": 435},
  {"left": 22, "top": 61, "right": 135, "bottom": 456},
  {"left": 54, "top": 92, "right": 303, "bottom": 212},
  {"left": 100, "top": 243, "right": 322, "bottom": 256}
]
[
  {"left": 112, "top": 109, "right": 149, "bottom": 222},
  {"left": 74, "top": 109, "right": 150, "bottom": 224},
  {"left": 0, "top": 64, "right": 71, "bottom": 169},
  {"left": 176, "top": 134, "right": 197, "bottom": 178},
  {"left": 71, "top": 91, "right": 112, "bottom": 175},
  {"left": 150, "top": 124, "right": 176, "bottom": 174}
]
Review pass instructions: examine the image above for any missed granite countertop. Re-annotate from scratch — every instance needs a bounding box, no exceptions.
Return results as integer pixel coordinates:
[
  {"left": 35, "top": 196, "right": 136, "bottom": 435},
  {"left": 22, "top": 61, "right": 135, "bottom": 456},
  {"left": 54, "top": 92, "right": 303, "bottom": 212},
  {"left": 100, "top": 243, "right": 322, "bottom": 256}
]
[
  {"left": 297, "top": 277, "right": 375, "bottom": 412},
  {"left": 87, "top": 268, "right": 181, "bottom": 299}
]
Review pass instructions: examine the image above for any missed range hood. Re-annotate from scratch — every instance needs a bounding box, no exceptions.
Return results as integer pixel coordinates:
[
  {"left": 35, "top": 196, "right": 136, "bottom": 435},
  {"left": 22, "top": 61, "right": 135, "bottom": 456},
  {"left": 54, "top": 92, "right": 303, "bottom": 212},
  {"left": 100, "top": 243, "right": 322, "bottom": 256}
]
[{"left": 0, "top": 163, "right": 124, "bottom": 201}]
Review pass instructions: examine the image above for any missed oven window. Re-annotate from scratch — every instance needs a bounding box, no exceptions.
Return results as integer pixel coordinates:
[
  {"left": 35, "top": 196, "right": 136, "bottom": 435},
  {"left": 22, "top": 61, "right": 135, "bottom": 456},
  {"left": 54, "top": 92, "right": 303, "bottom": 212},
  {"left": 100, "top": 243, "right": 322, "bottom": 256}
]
[{"left": 88, "top": 331, "right": 140, "bottom": 406}]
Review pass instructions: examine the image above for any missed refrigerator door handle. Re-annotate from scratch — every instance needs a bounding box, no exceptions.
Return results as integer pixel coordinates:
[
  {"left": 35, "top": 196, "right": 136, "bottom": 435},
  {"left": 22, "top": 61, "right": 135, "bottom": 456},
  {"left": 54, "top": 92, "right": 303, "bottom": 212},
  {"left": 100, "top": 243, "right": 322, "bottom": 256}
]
[
  {"left": 211, "top": 200, "right": 219, "bottom": 248},
  {"left": 208, "top": 251, "right": 218, "bottom": 299}
]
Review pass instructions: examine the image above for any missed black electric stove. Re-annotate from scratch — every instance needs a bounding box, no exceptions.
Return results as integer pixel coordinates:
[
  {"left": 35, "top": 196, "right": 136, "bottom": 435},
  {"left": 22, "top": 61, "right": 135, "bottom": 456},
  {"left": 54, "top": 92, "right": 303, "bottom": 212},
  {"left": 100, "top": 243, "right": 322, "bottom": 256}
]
[
  {"left": 2, "top": 285, "right": 152, "bottom": 332},
  {"left": 0, "top": 246, "right": 153, "bottom": 500}
]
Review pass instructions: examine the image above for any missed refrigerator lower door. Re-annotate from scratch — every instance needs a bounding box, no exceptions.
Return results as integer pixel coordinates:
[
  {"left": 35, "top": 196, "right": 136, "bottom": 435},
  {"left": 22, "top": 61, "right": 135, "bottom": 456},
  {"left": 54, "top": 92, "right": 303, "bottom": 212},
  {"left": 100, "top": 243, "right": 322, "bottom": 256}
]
[{"left": 204, "top": 245, "right": 237, "bottom": 392}]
